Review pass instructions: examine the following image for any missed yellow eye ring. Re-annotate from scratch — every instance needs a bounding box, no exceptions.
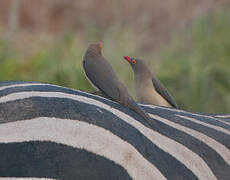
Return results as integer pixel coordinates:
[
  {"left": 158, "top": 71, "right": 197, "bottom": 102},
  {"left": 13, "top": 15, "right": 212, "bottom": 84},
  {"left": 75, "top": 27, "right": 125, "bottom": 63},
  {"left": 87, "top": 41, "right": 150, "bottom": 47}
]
[{"left": 132, "top": 59, "right": 136, "bottom": 64}]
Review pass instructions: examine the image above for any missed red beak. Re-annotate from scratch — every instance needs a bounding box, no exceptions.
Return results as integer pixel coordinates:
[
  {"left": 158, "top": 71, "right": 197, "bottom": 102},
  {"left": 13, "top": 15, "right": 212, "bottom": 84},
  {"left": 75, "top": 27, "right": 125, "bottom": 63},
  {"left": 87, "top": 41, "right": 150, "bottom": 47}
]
[
  {"left": 98, "top": 42, "right": 103, "bottom": 49},
  {"left": 123, "top": 56, "right": 131, "bottom": 62}
]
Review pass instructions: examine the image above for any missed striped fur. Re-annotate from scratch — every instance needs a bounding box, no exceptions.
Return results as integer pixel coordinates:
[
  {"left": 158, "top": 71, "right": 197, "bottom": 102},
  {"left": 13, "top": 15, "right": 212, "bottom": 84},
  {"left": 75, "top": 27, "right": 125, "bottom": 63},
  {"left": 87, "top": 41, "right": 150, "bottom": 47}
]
[{"left": 0, "top": 81, "right": 230, "bottom": 180}]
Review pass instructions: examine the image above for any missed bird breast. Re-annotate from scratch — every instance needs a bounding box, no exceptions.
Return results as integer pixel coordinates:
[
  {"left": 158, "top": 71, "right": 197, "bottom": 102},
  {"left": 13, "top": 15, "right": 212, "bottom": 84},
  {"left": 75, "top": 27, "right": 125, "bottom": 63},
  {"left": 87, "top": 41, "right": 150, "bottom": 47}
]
[{"left": 134, "top": 75, "right": 172, "bottom": 107}]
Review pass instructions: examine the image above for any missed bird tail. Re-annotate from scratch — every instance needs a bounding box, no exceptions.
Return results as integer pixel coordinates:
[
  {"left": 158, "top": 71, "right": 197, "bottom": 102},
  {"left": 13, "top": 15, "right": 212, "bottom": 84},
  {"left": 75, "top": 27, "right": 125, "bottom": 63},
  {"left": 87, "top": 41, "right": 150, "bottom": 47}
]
[{"left": 126, "top": 99, "right": 155, "bottom": 127}]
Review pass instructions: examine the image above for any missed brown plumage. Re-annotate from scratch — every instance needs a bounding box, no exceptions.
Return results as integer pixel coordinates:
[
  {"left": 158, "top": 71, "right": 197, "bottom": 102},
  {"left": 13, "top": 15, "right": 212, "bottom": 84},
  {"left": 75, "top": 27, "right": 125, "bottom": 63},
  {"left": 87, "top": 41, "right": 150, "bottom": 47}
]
[
  {"left": 124, "top": 56, "right": 178, "bottom": 108},
  {"left": 83, "top": 42, "right": 153, "bottom": 124}
]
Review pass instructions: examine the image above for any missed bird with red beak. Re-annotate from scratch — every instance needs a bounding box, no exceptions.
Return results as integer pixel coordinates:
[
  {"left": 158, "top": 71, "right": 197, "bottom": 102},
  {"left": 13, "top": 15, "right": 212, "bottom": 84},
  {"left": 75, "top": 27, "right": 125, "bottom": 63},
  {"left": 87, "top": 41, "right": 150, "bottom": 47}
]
[
  {"left": 82, "top": 42, "right": 153, "bottom": 124},
  {"left": 124, "top": 56, "right": 178, "bottom": 108}
]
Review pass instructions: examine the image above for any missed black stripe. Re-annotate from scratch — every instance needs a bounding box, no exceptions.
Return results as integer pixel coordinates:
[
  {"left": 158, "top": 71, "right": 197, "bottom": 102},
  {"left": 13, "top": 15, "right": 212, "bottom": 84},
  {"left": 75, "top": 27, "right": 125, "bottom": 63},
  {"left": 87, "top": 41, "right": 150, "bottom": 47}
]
[
  {"left": 214, "top": 116, "right": 230, "bottom": 122},
  {"left": 1, "top": 82, "right": 230, "bottom": 179},
  {"left": 143, "top": 107, "right": 230, "bottom": 179},
  {"left": 145, "top": 107, "right": 230, "bottom": 148},
  {"left": 0, "top": 141, "right": 132, "bottom": 180},
  {"left": 1, "top": 82, "right": 229, "bottom": 131},
  {"left": 145, "top": 106, "right": 230, "bottom": 131},
  {"left": 0, "top": 83, "right": 150, "bottom": 125},
  {"left": 0, "top": 97, "right": 198, "bottom": 180},
  {"left": 181, "top": 112, "right": 230, "bottom": 131}
]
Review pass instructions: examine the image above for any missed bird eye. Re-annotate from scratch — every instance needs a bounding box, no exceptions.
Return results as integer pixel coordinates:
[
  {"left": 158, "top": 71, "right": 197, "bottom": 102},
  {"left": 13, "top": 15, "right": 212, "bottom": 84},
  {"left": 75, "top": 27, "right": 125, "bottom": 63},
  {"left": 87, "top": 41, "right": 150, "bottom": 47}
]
[{"left": 132, "top": 59, "right": 136, "bottom": 64}]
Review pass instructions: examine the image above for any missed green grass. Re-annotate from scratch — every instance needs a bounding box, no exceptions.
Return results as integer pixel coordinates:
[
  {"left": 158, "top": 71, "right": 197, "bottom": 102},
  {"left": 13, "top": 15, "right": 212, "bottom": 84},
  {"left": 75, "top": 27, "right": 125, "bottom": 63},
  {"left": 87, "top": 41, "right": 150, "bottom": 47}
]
[
  {"left": 0, "top": 9, "right": 230, "bottom": 113},
  {"left": 157, "top": 9, "right": 230, "bottom": 113}
]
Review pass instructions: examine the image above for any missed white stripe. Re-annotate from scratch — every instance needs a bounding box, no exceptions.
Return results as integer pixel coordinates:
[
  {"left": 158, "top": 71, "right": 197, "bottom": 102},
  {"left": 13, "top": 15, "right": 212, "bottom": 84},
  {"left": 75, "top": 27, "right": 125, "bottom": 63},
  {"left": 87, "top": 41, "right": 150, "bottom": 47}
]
[
  {"left": 150, "top": 114, "right": 230, "bottom": 166},
  {"left": 0, "top": 83, "right": 110, "bottom": 103},
  {"left": 0, "top": 91, "right": 217, "bottom": 180},
  {"left": 1, "top": 83, "right": 229, "bottom": 124},
  {"left": 0, "top": 83, "right": 49, "bottom": 91},
  {"left": 0, "top": 118, "right": 165, "bottom": 180},
  {"left": 176, "top": 115, "right": 230, "bottom": 135},
  {"left": 215, "top": 115, "right": 230, "bottom": 118},
  {"left": 141, "top": 104, "right": 230, "bottom": 123},
  {"left": 217, "top": 120, "right": 230, "bottom": 126},
  {"left": 5, "top": 83, "right": 228, "bottom": 127}
]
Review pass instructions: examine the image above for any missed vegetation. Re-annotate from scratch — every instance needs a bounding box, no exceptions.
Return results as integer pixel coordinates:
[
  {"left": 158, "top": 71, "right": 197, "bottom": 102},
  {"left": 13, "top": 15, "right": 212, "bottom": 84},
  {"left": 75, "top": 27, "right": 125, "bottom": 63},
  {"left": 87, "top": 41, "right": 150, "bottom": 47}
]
[
  {"left": 158, "top": 9, "right": 230, "bottom": 113},
  {"left": 0, "top": 9, "right": 229, "bottom": 113}
]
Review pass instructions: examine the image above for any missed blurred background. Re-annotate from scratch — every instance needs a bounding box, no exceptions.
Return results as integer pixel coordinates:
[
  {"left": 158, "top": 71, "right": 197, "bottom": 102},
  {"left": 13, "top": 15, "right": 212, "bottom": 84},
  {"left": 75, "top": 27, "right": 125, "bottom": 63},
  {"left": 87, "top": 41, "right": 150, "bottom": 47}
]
[{"left": 0, "top": 0, "right": 230, "bottom": 113}]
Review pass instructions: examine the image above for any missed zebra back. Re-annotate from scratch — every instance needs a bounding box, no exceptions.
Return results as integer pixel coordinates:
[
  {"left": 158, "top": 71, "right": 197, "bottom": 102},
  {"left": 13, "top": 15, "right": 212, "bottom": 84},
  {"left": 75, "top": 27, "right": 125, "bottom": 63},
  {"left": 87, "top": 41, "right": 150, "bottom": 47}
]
[{"left": 0, "top": 81, "right": 230, "bottom": 180}]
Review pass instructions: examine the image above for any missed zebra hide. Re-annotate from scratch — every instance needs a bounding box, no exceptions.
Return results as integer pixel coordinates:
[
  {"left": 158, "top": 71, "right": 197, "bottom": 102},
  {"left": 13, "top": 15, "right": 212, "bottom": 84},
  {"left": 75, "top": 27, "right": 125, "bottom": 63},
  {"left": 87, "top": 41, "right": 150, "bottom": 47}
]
[{"left": 0, "top": 81, "right": 230, "bottom": 180}]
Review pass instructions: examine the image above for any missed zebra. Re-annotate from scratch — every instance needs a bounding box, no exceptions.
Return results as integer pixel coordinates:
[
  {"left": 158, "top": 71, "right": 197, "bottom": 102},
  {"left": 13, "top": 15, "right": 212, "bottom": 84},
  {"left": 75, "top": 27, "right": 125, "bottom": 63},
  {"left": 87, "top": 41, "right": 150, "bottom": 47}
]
[{"left": 0, "top": 81, "right": 229, "bottom": 180}]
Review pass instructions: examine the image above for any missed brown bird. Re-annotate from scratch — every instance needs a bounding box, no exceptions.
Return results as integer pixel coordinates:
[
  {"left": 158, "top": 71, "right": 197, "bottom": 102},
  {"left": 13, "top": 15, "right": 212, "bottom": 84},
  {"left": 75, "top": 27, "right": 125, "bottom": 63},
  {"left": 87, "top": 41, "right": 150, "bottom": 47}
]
[
  {"left": 123, "top": 56, "right": 178, "bottom": 108},
  {"left": 83, "top": 42, "right": 152, "bottom": 123}
]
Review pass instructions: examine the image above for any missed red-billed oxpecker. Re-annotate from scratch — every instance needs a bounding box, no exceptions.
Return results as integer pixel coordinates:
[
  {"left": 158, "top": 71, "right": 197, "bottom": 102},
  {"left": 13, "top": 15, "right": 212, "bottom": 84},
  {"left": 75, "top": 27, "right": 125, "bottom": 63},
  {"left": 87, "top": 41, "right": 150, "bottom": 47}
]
[
  {"left": 123, "top": 56, "right": 178, "bottom": 108},
  {"left": 83, "top": 42, "right": 154, "bottom": 125}
]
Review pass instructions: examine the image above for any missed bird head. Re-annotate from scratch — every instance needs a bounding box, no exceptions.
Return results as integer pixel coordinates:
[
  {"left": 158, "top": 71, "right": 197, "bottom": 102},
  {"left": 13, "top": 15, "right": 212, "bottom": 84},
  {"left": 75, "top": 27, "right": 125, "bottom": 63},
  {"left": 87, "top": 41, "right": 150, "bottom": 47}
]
[
  {"left": 84, "top": 42, "right": 103, "bottom": 58},
  {"left": 123, "top": 56, "right": 150, "bottom": 74}
]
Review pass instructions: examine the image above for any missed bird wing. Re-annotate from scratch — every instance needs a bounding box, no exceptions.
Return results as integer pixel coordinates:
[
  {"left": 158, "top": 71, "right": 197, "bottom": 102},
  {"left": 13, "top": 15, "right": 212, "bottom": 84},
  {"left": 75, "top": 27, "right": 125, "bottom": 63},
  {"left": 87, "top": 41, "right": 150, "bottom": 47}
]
[
  {"left": 152, "top": 77, "right": 178, "bottom": 108},
  {"left": 83, "top": 58, "right": 120, "bottom": 101}
]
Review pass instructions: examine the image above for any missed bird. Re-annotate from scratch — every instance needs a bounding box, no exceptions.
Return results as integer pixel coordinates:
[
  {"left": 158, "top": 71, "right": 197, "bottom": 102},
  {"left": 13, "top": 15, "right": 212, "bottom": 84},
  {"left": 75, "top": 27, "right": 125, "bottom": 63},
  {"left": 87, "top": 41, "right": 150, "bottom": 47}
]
[
  {"left": 123, "top": 56, "right": 178, "bottom": 108},
  {"left": 82, "top": 42, "right": 153, "bottom": 124}
]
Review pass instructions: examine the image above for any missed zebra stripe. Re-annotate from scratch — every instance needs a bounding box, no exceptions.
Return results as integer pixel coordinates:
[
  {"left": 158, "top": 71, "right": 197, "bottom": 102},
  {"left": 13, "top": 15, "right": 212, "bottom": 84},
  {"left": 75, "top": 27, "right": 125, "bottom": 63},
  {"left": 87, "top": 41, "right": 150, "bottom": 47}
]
[
  {"left": 0, "top": 117, "right": 164, "bottom": 180},
  {"left": 0, "top": 97, "right": 198, "bottom": 179},
  {"left": 0, "top": 81, "right": 230, "bottom": 180},
  {"left": 0, "top": 91, "right": 222, "bottom": 179},
  {"left": 0, "top": 178, "right": 56, "bottom": 180},
  {"left": 214, "top": 115, "right": 230, "bottom": 119},
  {"left": 150, "top": 114, "right": 230, "bottom": 165},
  {"left": 143, "top": 103, "right": 230, "bottom": 125},
  {"left": 215, "top": 119, "right": 230, "bottom": 126},
  {"left": 142, "top": 104, "right": 230, "bottom": 130},
  {"left": 176, "top": 115, "right": 230, "bottom": 136}
]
